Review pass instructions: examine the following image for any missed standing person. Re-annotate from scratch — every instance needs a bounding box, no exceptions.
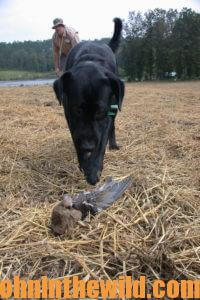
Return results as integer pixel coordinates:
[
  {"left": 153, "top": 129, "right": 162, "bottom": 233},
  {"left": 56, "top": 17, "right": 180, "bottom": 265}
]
[{"left": 52, "top": 18, "right": 80, "bottom": 77}]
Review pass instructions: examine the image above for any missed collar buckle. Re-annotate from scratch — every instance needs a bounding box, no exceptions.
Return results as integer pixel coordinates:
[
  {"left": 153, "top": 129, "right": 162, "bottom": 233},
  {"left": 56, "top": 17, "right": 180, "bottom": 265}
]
[{"left": 108, "top": 104, "right": 119, "bottom": 116}]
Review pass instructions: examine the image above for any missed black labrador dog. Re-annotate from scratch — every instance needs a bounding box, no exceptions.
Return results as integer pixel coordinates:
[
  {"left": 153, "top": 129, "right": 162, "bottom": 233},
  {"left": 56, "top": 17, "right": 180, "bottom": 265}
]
[{"left": 53, "top": 18, "right": 125, "bottom": 185}]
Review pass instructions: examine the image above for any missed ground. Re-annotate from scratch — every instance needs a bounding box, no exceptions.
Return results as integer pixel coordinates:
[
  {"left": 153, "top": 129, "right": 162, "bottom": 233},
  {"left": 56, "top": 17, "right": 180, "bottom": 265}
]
[{"left": 0, "top": 81, "right": 200, "bottom": 289}]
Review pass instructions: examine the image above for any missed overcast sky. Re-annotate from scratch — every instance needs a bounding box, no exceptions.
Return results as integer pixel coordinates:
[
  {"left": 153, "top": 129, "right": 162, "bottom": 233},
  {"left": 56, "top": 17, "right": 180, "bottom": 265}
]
[{"left": 0, "top": 0, "right": 199, "bottom": 42}]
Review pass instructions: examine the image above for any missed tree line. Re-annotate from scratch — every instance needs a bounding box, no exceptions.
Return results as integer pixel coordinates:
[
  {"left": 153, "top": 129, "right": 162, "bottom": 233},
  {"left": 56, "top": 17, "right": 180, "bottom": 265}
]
[
  {"left": 0, "top": 7, "right": 199, "bottom": 80},
  {"left": 118, "top": 7, "right": 200, "bottom": 80},
  {"left": 0, "top": 40, "right": 54, "bottom": 72}
]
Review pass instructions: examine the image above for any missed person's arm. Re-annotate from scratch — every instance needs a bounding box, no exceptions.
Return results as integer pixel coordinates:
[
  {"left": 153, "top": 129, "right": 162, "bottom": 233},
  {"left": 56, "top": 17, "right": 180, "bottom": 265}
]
[
  {"left": 54, "top": 48, "right": 61, "bottom": 76},
  {"left": 52, "top": 37, "right": 61, "bottom": 76}
]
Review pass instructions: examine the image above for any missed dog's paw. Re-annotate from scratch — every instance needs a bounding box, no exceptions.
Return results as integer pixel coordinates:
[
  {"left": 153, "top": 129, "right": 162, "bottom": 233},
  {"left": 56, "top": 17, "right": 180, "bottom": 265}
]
[{"left": 109, "top": 144, "right": 120, "bottom": 150}]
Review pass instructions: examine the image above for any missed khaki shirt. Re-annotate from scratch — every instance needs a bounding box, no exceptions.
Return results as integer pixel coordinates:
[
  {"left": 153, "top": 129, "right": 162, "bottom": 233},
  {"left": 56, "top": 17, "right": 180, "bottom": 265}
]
[{"left": 52, "top": 26, "right": 80, "bottom": 57}]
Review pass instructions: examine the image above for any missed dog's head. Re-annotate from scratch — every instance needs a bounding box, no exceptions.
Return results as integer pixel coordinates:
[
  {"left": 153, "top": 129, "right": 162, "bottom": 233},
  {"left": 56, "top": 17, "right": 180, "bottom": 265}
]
[{"left": 53, "top": 63, "right": 124, "bottom": 185}]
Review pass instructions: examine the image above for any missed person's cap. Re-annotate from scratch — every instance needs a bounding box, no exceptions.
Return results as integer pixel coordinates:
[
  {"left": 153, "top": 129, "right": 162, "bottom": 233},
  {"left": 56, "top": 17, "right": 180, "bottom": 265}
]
[{"left": 52, "top": 18, "right": 64, "bottom": 29}]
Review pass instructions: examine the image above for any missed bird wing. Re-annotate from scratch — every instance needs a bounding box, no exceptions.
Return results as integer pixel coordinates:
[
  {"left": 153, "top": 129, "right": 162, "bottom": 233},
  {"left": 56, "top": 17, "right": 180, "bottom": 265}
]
[
  {"left": 66, "top": 176, "right": 132, "bottom": 218},
  {"left": 89, "top": 175, "right": 132, "bottom": 211}
]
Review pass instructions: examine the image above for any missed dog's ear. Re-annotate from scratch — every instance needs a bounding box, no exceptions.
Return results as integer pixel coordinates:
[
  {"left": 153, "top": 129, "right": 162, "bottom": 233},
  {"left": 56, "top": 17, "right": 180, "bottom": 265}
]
[
  {"left": 106, "top": 71, "right": 125, "bottom": 111},
  {"left": 53, "top": 72, "right": 72, "bottom": 105},
  {"left": 59, "top": 71, "right": 72, "bottom": 94},
  {"left": 53, "top": 79, "right": 62, "bottom": 105}
]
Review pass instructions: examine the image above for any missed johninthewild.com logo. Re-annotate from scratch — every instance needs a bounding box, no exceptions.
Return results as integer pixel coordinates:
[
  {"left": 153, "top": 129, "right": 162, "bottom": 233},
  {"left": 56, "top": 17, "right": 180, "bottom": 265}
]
[{"left": 0, "top": 275, "right": 200, "bottom": 298}]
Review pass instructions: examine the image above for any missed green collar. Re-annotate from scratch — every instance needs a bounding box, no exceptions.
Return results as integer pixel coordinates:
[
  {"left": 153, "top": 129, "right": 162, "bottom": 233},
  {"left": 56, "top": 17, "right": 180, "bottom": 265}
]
[{"left": 108, "top": 104, "right": 119, "bottom": 116}]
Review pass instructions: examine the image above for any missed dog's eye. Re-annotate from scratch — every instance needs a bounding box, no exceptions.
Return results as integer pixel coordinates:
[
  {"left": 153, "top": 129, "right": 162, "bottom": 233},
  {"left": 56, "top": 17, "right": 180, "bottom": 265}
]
[
  {"left": 95, "top": 109, "right": 106, "bottom": 120},
  {"left": 74, "top": 107, "right": 83, "bottom": 117}
]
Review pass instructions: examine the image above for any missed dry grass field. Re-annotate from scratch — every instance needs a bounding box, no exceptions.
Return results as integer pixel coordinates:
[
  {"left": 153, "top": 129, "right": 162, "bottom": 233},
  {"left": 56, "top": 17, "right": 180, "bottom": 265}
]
[{"left": 0, "top": 81, "right": 200, "bottom": 285}]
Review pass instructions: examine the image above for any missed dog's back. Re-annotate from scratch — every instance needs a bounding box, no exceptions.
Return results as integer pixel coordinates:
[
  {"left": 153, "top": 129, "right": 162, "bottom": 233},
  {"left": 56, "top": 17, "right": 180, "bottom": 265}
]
[{"left": 64, "top": 18, "right": 122, "bottom": 73}]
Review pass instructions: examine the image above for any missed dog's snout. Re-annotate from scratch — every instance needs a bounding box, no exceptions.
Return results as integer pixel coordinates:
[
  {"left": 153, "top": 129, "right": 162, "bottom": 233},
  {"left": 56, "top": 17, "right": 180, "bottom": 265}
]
[
  {"left": 86, "top": 174, "right": 100, "bottom": 185},
  {"left": 84, "top": 151, "right": 92, "bottom": 159},
  {"left": 80, "top": 140, "right": 95, "bottom": 152}
]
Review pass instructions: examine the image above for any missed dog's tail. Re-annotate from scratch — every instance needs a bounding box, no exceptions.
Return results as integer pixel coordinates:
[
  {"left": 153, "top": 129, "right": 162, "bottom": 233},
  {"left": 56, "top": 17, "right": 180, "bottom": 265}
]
[{"left": 108, "top": 18, "right": 123, "bottom": 53}]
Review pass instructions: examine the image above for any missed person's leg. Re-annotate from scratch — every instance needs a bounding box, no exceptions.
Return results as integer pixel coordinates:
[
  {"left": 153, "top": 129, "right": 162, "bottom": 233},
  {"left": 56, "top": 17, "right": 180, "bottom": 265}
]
[{"left": 59, "top": 54, "right": 67, "bottom": 74}]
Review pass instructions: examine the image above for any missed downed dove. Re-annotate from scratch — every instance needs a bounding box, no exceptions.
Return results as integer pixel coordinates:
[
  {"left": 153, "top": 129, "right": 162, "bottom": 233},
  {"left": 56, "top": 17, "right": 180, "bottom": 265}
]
[{"left": 51, "top": 175, "right": 132, "bottom": 236}]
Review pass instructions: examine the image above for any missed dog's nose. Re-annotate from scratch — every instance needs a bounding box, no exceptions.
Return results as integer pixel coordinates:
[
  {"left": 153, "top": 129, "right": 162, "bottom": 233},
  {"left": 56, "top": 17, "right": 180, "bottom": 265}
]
[{"left": 86, "top": 174, "right": 100, "bottom": 185}]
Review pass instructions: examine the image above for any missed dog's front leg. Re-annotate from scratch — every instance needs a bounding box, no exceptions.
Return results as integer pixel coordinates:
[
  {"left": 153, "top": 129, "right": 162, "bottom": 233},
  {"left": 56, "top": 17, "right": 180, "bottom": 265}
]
[{"left": 108, "top": 117, "right": 119, "bottom": 150}]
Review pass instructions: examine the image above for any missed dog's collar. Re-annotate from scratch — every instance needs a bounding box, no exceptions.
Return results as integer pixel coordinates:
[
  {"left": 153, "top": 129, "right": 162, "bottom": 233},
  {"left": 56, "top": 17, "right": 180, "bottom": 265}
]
[{"left": 108, "top": 104, "right": 118, "bottom": 116}]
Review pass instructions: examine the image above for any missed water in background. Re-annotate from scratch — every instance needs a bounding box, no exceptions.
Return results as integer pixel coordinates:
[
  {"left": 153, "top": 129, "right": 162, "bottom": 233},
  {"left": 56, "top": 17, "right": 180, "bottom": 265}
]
[{"left": 0, "top": 78, "right": 55, "bottom": 87}]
